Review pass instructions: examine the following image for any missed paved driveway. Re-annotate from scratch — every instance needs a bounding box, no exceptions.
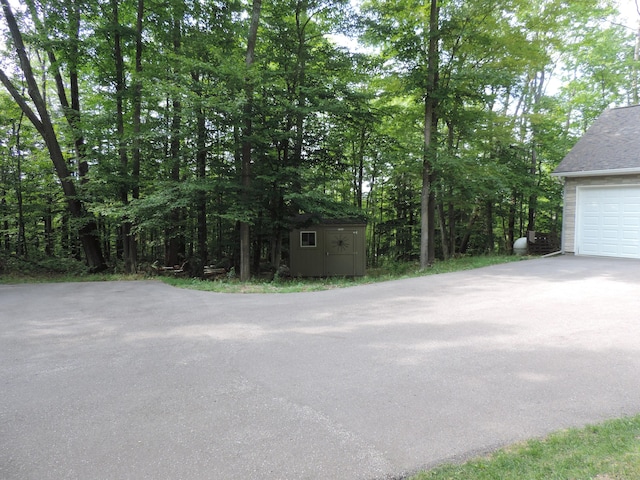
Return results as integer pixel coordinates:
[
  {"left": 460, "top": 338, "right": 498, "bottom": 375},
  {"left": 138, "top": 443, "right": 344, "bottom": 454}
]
[{"left": 2, "top": 255, "right": 640, "bottom": 480}]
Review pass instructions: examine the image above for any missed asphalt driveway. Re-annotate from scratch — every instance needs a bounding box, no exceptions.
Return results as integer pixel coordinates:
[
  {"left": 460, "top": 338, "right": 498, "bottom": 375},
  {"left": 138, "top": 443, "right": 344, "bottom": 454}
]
[{"left": 2, "top": 255, "right": 640, "bottom": 480}]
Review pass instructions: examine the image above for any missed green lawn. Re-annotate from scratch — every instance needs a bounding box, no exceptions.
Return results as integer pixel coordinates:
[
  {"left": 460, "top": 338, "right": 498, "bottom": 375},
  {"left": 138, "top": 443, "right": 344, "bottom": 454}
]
[{"left": 412, "top": 415, "right": 640, "bottom": 480}]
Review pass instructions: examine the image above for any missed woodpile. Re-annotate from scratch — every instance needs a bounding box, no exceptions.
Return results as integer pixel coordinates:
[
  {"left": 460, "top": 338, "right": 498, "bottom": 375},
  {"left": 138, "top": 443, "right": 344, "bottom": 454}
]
[
  {"left": 151, "top": 261, "right": 229, "bottom": 279},
  {"left": 151, "top": 260, "right": 188, "bottom": 276},
  {"left": 203, "top": 266, "right": 227, "bottom": 278}
]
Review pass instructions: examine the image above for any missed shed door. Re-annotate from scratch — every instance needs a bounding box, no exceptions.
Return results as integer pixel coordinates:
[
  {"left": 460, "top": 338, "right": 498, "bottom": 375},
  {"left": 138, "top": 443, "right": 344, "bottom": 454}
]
[
  {"left": 576, "top": 186, "right": 640, "bottom": 258},
  {"left": 324, "top": 229, "right": 356, "bottom": 276}
]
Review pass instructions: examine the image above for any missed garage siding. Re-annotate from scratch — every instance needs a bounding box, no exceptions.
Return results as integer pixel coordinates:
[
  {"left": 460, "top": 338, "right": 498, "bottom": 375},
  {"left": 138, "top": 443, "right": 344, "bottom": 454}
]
[{"left": 563, "top": 174, "right": 640, "bottom": 255}]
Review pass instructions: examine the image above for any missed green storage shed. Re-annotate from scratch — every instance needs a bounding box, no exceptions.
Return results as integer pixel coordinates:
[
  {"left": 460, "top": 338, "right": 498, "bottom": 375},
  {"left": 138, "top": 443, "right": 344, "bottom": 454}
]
[{"left": 289, "top": 216, "right": 366, "bottom": 277}]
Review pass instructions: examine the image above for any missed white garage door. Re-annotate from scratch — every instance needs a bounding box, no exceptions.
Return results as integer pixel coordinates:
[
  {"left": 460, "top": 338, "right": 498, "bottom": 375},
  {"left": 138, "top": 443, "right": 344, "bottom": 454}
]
[{"left": 576, "top": 186, "right": 640, "bottom": 258}]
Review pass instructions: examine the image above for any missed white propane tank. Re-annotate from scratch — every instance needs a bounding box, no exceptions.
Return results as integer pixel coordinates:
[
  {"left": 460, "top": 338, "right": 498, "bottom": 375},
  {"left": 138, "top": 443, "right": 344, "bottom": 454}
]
[{"left": 513, "top": 237, "right": 528, "bottom": 255}]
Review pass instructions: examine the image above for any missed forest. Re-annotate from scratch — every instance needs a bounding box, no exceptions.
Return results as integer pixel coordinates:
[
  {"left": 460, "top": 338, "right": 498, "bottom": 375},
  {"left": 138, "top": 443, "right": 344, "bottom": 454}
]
[{"left": 0, "top": 0, "right": 638, "bottom": 279}]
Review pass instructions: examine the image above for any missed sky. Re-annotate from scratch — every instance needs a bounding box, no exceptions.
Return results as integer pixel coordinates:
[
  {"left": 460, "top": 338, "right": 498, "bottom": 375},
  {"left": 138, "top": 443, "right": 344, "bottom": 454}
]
[
  {"left": 616, "top": 0, "right": 640, "bottom": 28},
  {"left": 328, "top": 0, "right": 640, "bottom": 52}
]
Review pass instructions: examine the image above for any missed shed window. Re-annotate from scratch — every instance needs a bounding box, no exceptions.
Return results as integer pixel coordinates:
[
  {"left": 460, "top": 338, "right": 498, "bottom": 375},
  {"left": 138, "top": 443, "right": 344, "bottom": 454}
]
[{"left": 300, "top": 231, "right": 317, "bottom": 247}]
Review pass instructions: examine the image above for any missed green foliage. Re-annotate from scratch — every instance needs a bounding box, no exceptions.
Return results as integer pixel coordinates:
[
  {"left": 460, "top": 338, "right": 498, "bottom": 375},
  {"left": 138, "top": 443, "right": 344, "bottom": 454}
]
[
  {"left": 0, "top": 0, "right": 636, "bottom": 275},
  {"left": 284, "top": 191, "right": 366, "bottom": 220}
]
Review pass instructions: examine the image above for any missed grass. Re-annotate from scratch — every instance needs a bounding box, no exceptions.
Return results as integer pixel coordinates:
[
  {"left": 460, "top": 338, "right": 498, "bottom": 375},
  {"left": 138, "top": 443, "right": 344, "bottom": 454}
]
[
  {"left": 162, "top": 254, "right": 527, "bottom": 293},
  {"left": 411, "top": 415, "right": 640, "bottom": 480}
]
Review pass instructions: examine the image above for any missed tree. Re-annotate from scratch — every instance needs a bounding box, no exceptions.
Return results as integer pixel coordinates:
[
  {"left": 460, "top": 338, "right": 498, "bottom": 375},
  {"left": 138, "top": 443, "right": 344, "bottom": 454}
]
[
  {"left": 0, "top": 0, "right": 106, "bottom": 271},
  {"left": 421, "top": 0, "right": 439, "bottom": 268},
  {"left": 0, "top": 0, "right": 634, "bottom": 273},
  {"left": 239, "top": 0, "right": 263, "bottom": 281}
]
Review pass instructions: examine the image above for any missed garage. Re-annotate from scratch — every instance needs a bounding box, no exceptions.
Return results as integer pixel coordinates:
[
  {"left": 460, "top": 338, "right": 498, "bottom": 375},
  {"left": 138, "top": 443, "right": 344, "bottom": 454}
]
[
  {"left": 552, "top": 105, "right": 640, "bottom": 259},
  {"left": 576, "top": 186, "right": 640, "bottom": 258}
]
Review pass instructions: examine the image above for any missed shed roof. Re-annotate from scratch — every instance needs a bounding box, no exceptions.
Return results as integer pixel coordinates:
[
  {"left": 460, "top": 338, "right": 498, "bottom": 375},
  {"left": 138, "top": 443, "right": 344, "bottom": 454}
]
[{"left": 552, "top": 105, "right": 640, "bottom": 177}]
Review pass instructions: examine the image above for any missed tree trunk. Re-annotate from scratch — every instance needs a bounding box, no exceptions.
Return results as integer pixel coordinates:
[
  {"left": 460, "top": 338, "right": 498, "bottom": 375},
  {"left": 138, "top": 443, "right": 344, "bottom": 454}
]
[
  {"left": 292, "top": 1, "right": 307, "bottom": 195},
  {"left": 459, "top": 206, "right": 480, "bottom": 255},
  {"left": 270, "top": 232, "right": 282, "bottom": 270},
  {"left": 167, "top": 95, "right": 183, "bottom": 267},
  {"left": 437, "top": 200, "right": 449, "bottom": 260},
  {"left": 485, "top": 199, "right": 494, "bottom": 253},
  {"left": 111, "top": 0, "right": 136, "bottom": 273},
  {"left": 196, "top": 107, "right": 208, "bottom": 266},
  {"left": 1, "top": 166, "right": 8, "bottom": 252},
  {"left": 447, "top": 197, "right": 455, "bottom": 255},
  {"left": 527, "top": 148, "right": 537, "bottom": 233},
  {"left": 239, "top": 0, "right": 262, "bottom": 282},
  {"left": 166, "top": 17, "right": 185, "bottom": 268},
  {"left": 354, "top": 127, "right": 366, "bottom": 209},
  {"left": 25, "top": 0, "right": 87, "bottom": 177},
  {"left": 420, "top": 0, "right": 439, "bottom": 269},
  {"left": 526, "top": 70, "right": 545, "bottom": 235},
  {"left": 12, "top": 118, "right": 26, "bottom": 258},
  {"left": 507, "top": 194, "right": 517, "bottom": 254},
  {"left": 192, "top": 71, "right": 208, "bottom": 266},
  {"left": 127, "top": 0, "right": 144, "bottom": 273}
]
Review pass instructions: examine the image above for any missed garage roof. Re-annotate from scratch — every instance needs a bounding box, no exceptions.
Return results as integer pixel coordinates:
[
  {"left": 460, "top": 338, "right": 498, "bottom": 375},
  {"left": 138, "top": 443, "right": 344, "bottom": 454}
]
[{"left": 552, "top": 105, "right": 640, "bottom": 177}]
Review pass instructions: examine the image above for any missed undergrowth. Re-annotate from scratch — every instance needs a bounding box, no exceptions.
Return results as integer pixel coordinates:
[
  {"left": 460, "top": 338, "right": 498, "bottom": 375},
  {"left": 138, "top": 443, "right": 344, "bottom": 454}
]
[
  {"left": 1, "top": 253, "right": 529, "bottom": 290},
  {"left": 163, "top": 254, "right": 528, "bottom": 293}
]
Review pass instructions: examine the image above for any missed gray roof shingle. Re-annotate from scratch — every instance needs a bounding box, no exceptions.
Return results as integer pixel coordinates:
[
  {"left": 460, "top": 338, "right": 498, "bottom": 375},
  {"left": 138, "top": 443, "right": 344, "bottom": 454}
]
[{"left": 553, "top": 105, "right": 640, "bottom": 176}]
